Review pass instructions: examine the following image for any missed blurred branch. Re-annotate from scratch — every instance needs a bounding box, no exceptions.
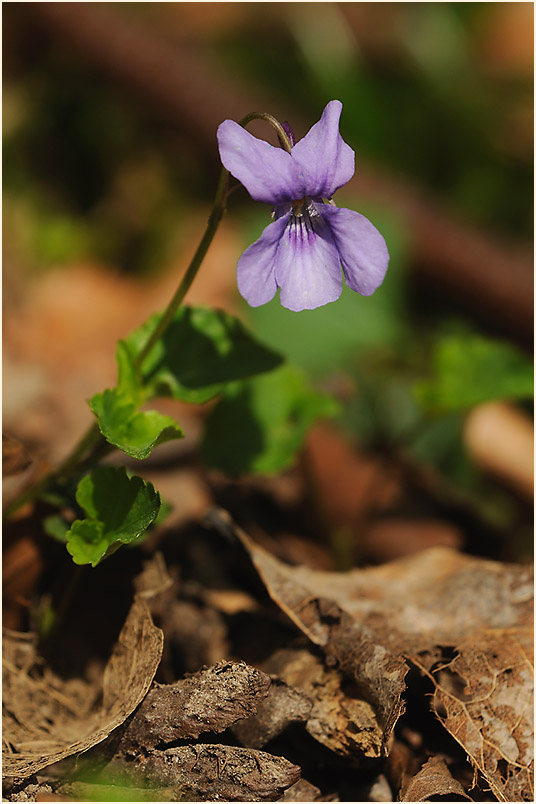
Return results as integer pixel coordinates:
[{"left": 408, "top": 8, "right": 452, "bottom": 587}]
[
  {"left": 29, "top": 1, "right": 275, "bottom": 150},
  {"left": 30, "top": 2, "right": 533, "bottom": 346}
]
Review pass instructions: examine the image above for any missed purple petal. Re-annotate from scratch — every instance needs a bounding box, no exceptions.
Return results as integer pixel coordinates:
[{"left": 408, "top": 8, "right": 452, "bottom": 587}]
[
  {"left": 274, "top": 208, "right": 342, "bottom": 311},
  {"left": 321, "top": 205, "right": 389, "bottom": 296},
  {"left": 291, "top": 100, "right": 355, "bottom": 199},
  {"left": 236, "top": 214, "right": 289, "bottom": 306},
  {"left": 217, "top": 121, "right": 301, "bottom": 205}
]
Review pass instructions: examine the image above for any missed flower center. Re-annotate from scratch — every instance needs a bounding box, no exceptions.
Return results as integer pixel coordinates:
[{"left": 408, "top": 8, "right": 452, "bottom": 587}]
[
  {"left": 289, "top": 198, "right": 324, "bottom": 238},
  {"left": 292, "top": 198, "right": 306, "bottom": 216}
]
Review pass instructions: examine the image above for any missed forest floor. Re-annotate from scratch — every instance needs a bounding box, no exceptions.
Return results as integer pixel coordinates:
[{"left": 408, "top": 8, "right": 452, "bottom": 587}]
[{"left": 3, "top": 249, "right": 533, "bottom": 803}]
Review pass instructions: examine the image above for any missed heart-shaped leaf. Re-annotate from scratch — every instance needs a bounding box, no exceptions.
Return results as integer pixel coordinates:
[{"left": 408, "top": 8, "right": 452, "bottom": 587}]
[
  {"left": 66, "top": 467, "right": 161, "bottom": 567},
  {"left": 90, "top": 389, "right": 184, "bottom": 460},
  {"left": 123, "top": 305, "right": 283, "bottom": 404}
]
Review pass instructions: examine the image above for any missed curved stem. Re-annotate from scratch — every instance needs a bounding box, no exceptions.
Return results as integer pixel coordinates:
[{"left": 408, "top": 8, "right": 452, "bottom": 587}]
[
  {"left": 135, "top": 167, "right": 229, "bottom": 370},
  {"left": 239, "top": 112, "right": 293, "bottom": 153},
  {"left": 3, "top": 168, "right": 231, "bottom": 521},
  {"left": 135, "top": 111, "right": 290, "bottom": 370},
  {"left": 3, "top": 422, "right": 103, "bottom": 519},
  {"left": 4, "top": 110, "right": 285, "bottom": 521}
]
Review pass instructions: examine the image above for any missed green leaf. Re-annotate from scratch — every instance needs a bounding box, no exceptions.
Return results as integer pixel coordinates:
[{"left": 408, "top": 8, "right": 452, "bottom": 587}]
[
  {"left": 43, "top": 514, "right": 70, "bottom": 543},
  {"left": 90, "top": 388, "right": 184, "bottom": 460},
  {"left": 90, "top": 306, "right": 281, "bottom": 460},
  {"left": 202, "top": 364, "right": 339, "bottom": 476},
  {"left": 116, "top": 339, "right": 142, "bottom": 400},
  {"left": 123, "top": 305, "right": 283, "bottom": 403},
  {"left": 66, "top": 467, "right": 161, "bottom": 567},
  {"left": 414, "top": 334, "right": 534, "bottom": 413}
]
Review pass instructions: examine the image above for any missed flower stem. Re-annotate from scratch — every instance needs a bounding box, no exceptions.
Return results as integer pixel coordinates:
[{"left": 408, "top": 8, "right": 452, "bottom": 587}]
[
  {"left": 3, "top": 422, "right": 103, "bottom": 520},
  {"left": 239, "top": 112, "right": 293, "bottom": 153},
  {"left": 135, "top": 167, "right": 229, "bottom": 370},
  {"left": 4, "top": 167, "right": 230, "bottom": 521},
  {"left": 5, "top": 109, "right": 283, "bottom": 521}
]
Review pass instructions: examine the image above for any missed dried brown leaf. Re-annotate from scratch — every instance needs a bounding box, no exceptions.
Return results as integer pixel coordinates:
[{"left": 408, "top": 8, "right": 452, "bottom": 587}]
[
  {"left": 137, "top": 743, "right": 301, "bottom": 801},
  {"left": 400, "top": 755, "right": 472, "bottom": 801},
  {"left": 263, "top": 546, "right": 532, "bottom": 648},
  {"left": 118, "top": 660, "right": 271, "bottom": 751},
  {"left": 232, "top": 675, "right": 313, "bottom": 749},
  {"left": 3, "top": 596, "right": 163, "bottom": 781},
  {"left": 264, "top": 648, "right": 383, "bottom": 759},
  {"left": 208, "top": 511, "right": 534, "bottom": 798},
  {"left": 209, "top": 510, "right": 407, "bottom": 750},
  {"left": 414, "top": 630, "right": 533, "bottom": 802},
  {"left": 132, "top": 551, "right": 174, "bottom": 601},
  {"left": 3, "top": 537, "right": 43, "bottom": 631},
  {"left": 2, "top": 433, "right": 32, "bottom": 476},
  {"left": 278, "top": 778, "right": 325, "bottom": 801}
]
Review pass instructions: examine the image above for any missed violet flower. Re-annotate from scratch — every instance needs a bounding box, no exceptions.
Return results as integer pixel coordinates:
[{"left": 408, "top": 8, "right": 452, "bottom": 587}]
[{"left": 217, "top": 100, "right": 389, "bottom": 312}]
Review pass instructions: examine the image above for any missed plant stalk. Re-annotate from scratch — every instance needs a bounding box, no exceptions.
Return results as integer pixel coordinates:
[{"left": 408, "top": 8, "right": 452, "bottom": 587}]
[
  {"left": 135, "top": 166, "right": 229, "bottom": 369},
  {"left": 4, "top": 109, "right": 284, "bottom": 520},
  {"left": 3, "top": 422, "right": 103, "bottom": 519},
  {"left": 4, "top": 169, "right": 230, "bottom": 520}
]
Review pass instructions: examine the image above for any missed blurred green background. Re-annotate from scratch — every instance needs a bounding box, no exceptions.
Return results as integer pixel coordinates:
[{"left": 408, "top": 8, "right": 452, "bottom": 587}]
[
  {"left": 3, "top": 2, "right": 533, "bottom": 555},
  {"left": 4, "top": 3, "right": 533, "bottom": 267}
]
